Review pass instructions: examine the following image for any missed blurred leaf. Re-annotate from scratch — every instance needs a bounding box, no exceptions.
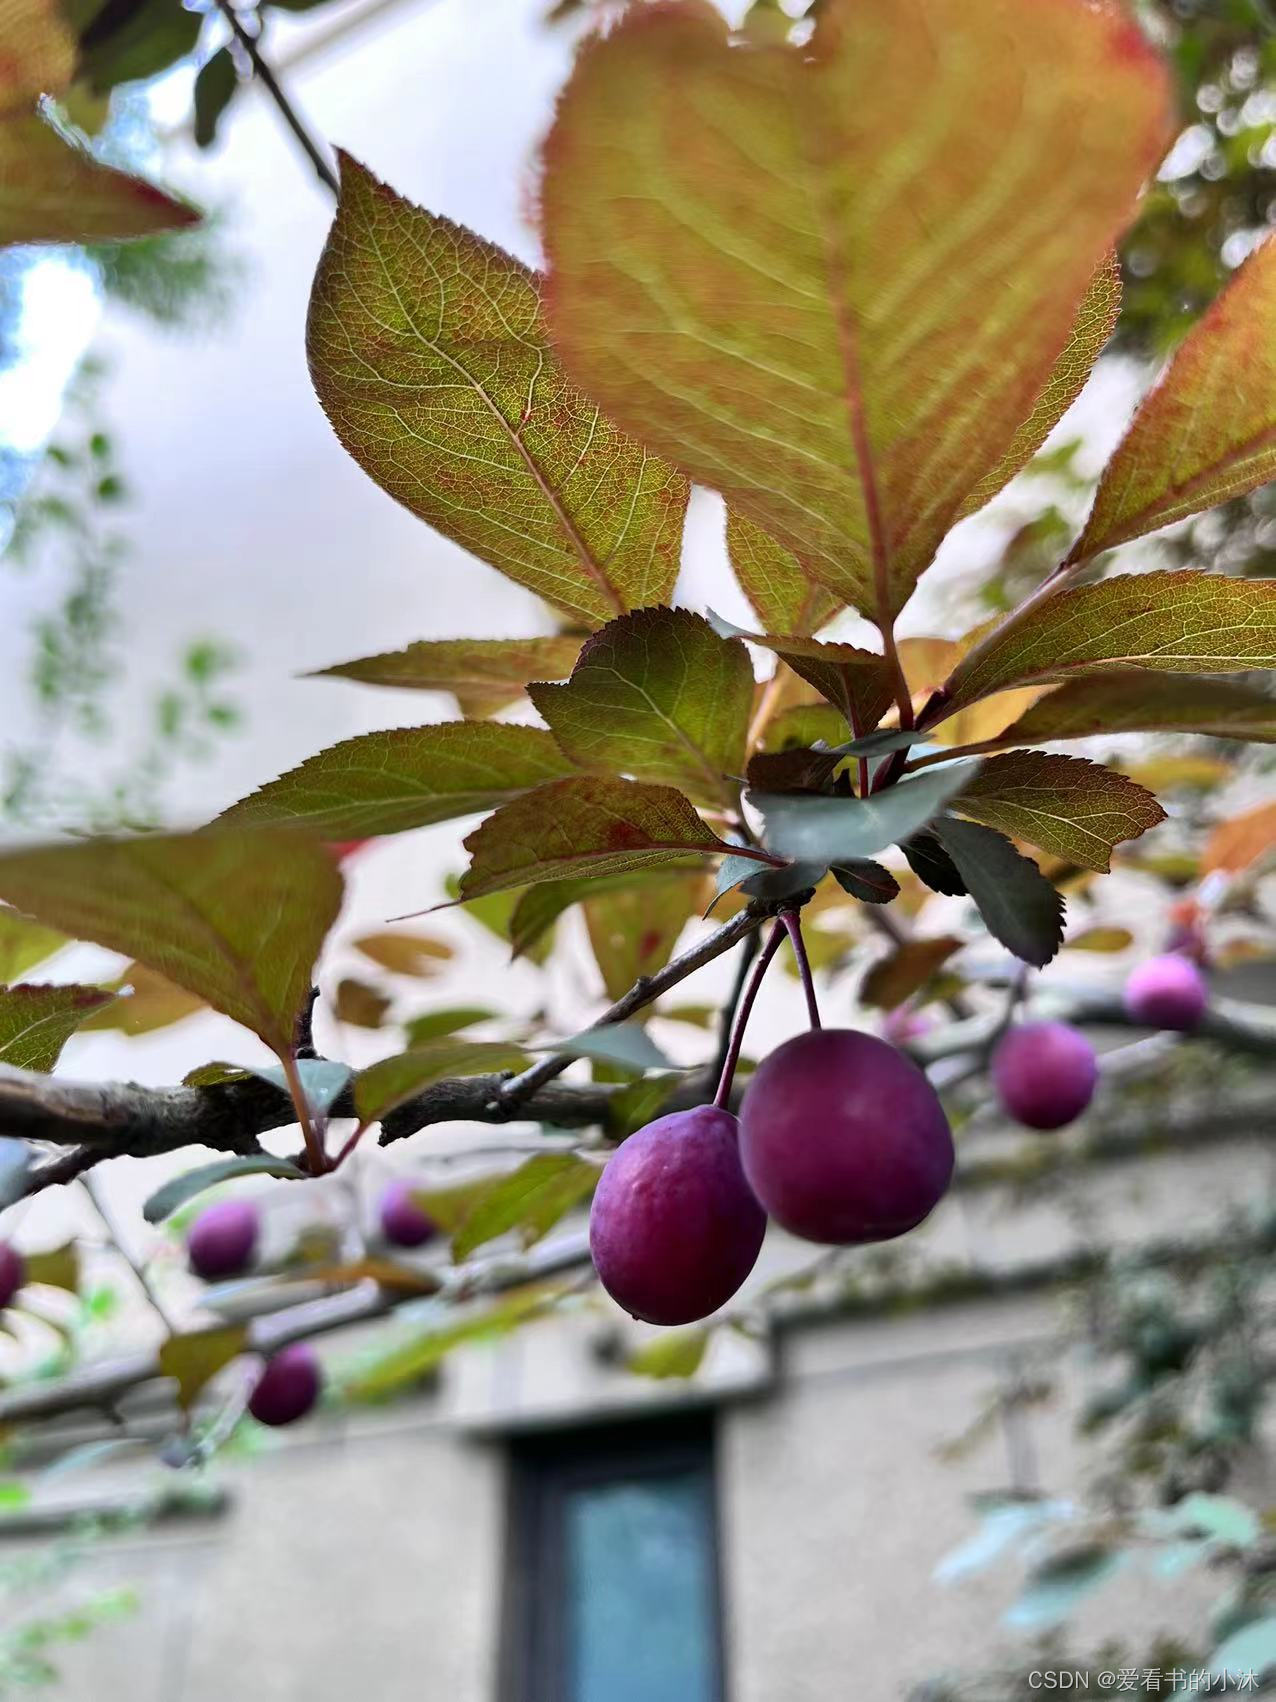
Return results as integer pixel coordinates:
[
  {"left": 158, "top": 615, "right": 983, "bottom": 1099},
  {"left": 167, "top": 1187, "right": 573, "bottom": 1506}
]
[
  {"left": 452, "top": 1153, "right": 598, "bottom": 1261},
  {"left": 542, "top": 0, "right": 1167, "bottom": 619},
  {"left": 444, "top": 874, "right": 555, "bottom": 966},
  {"left": 760, "top": 703, "right": 850, "bottom": 753},
  {"left": 343, "top": 1286, "right": 557, "bottom": 1401},
  {"left": 459, "top": 777, "right": 745, "bottom": 902},
  {"left": 77, "top": 0, "right": 202, "bottom": 93},
  {"left": 1121, "top": 753, "right": 1232, "bottom": 793},
  {"left": 751, "top": 761, "right": 976, "bottom": 866},
  {"left": 1211, "top": 1617, "right": 1276, "bottom": 1682},
  {"left": 658, "top": 1003, "right": 714, "bottom": 1030},
  {"left": 0, "top": 909, "right": 66, "bottom": 984},
  {"left": 1065, "top": 926, "right": 1133, "bottom": 954},
  {"left": 354, "top": 1040, "right": 528, "bottom": 1125},
  {"left": 192, "top": 46, "right": 238, "bottom": 150},
  {"left": 182, "top": 1060, "right": 251, "bottom": 1087},
  {"left": 308, "top": 154, "right": 689, "bottom": 626},
  {"left": 24, "top": 1242, "right": 78, "bottom": 1293},
  {"left": 583, "top": 873, "right": 704, "bottom": 1001},
  {"left": 545, "top": 1022, "right": 673, "bottom": 1075},
  {"left": 1202, "top": 799, "right": 1276, "bottom": 875},
  {"left": 627, "top": 1329, "right": 709, "bottom": 1380},
  {"left": 862, "top": 938, "right": 962, "bottom": 1012},
  {"left": 1162, "top": 1493, "right": 1260, "bottom": 1549},
  {"left": 955, "top": 752, "right": 1165, "bottom": 872},
  {"left": 143, "top": 1156, "right": 304, "bottom": 1225},
  {"left": 221, "top": 723, "right": 574, "bottom": 838},
  {"left": 726, "top": 510, "right": 838, "bottom": 637},
  {"left": 333, "top": 976, "right": 391, "bottom": 1029},
  {"left": 529, "top": 609, "right": 753, "bottom": 810},
  {"left": 354, "top": 931, "right": 452, "bottom": 977},
  {"left": 1005, "top": 1545, "right": 1121, "bottom": 1630},
  {"left": 606, "top": 1070, "right": 683, "bottom": 1139},
  {"left": 0, "top": 829, "right": 342, "bottom": 1057},
  {"left": 509, "top": 863, "right": 704, "bottom": 960},
  {"left": 249, "top": 1059, "right": 352, "bottom": 1120},
  {"left": 158, "top": 1324, "right": 248, "bottom": 1413},
  {"left": 402, "top": 1006, "right": 497, "bottom": 1045},
  {"left": 311, "top": 634, "right": 581, "bottom": 717},
  {"left": 934, "top": 818, "right": 1064, "bottom": 968},
  {"left": 80, "top": 961, "right": 204, "bottom": 1036},
  {"left": 0, "top": 983, "right": 114, "bottom": 1069}
]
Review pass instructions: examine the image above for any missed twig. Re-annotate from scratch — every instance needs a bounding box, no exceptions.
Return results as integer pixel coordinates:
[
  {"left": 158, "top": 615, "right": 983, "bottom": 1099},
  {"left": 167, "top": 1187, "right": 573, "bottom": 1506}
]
[
  {"left": 215, "top": 0, "right": 339, "bottom": 196},
  {"left": 81, "top": 1176, "right": 177, "bottom": 1336}
]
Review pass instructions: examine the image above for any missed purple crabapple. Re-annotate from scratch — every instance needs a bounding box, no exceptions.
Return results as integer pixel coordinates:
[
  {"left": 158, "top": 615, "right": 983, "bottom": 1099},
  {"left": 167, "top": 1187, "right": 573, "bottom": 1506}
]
[
  {"left": 738, "top": 1029, "right": 954, "bottom": 1246},
  {"left": 589, "top": 1105, "right": 767, "bottom": 1326},
  {"left": 248, "top": 1343, "right": 322, "bottom": 1427},
  {"left": 0, "top": 1243, "right": 25, "bottom": 1310},
  {"left": 991, "top": 1021, "right": 1098, "bottom": 1131},
  {"left": 379, "top": 1180, "right": 437, "bottom": 1248},
  {"left": 187, "top": 1199, "right": 259, "bottom": 1281},
  {"left": 1124, "top": 953, "right": 1208, "bottom": 1032}
]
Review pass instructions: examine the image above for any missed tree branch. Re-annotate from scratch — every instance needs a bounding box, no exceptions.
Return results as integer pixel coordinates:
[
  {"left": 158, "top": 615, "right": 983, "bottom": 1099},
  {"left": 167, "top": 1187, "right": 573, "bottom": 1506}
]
[{"left": 215, "top": 1, "right": 339, "bottom": 197}]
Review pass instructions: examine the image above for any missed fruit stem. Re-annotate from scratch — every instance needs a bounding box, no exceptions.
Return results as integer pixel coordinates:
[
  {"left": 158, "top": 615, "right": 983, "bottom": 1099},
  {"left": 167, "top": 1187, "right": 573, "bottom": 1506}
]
[
  {"left": 781, "top": 909, "right": 822, "bottom": 1030},
  {"left": 713, "top": 919, "right": 786, "bottom": 1110}
]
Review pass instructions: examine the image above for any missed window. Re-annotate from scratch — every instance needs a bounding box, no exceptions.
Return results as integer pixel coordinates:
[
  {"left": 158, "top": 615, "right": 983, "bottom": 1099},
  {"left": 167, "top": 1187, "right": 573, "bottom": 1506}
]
[{"left": 499, "top": 1413, "right": 727, "bottom": 1702}]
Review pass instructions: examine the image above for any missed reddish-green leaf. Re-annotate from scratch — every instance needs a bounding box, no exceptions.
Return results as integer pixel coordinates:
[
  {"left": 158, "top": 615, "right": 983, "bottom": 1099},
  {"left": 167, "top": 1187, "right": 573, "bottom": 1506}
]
[
  {"left": 942, "top": 573, "right": 1276, "bottom": 713},
  {"left": 984, "top": 671, "right": 1276, "bottom": 752},
  {"left": 354, "top": 931, "right": 451, "bottom": 977},
  {"left": 458, "top": 776, "right": 750, "bottom": 902},
  {"left": 0, "top": 983, "right": 115, "bottom": 1070},
  {"left": 583, "top": 871, "right": 706, "bottom": 1001},
  {"left": 307, "top": 155, "right": 689, "bottom": 626},
  {"left": 542, "top": 0, "right": 1168, "bottom": 625},
  {"left": 955, "top": 752, "right": 1165, "bottom": 872},
  {"left": 354, "top": 1039, "right": 529, "bottom": 1126},
  {"left": 726, "top": 510, "right": 839, "bottom": 637},
  {"left": 0, "top": 830, "right": 342, "bottom": 1055},
  {"left": 528, "top": 608, "right": 754, "bottom": 809},
  {"left": 333, "top": 977, "right": 391, "bottom": 1029},
  {"left": 861, "top": 938, "right": 962, "bottom": 1012},
  {"left": 1072, "top": 237, "right": 1276, "bottom": 561},
  {"left": 221, "top": 723, "right": 575, "bottom": 839},
  {"left": 310, "top": 634, "right": 583, "bottom": 719},
  {"left": 80, "top": 962, "right": 205, "bottom": 1036}
]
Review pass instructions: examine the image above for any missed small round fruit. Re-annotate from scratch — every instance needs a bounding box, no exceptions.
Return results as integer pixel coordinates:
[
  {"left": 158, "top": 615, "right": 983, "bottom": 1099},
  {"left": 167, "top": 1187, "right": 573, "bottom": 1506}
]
[
  {"left": 739, "top": 1029, "right": 953, "bottom": 1245},
  {"left": 187, "top": 1200, "right": 259, "bottom": 1281},
  {"left": 0, "top": 1243, "right": 25, "bottom": 1310},
  {"left": 248, "top": 1343, "right": 322, "bottom": 1427},
  {"left": 991, "top": 1021, "right": 1098, "bottom": 1131},
  {"left": 379, "top": 1180, "right": 436, "bottom": 1249},
  {"left": 589, "top": 1105, "right": 766, "bottom": 1326},
  {"left": 1124, "top": 953, "right": 1208, "bottom": 1031}
]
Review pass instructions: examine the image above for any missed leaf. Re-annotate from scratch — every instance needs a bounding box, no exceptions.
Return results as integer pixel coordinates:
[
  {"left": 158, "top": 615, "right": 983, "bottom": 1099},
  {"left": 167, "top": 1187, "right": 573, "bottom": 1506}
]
[
  {"left": 528, "top": 608, "right": 754, "bottom": 810},
  {"left": 343, "top": 1287, "right": 556, "bottom": 1401},
  {"left": 942, "top": 572, "right": 1276, "bottom": 713},
  {"left": 745, "top": 744, "right": 842, "bottom": 796},
  {"left": 1005, "top": 1545, "right": 1120, "bottom": 1631},
  {"left": 248, "top": 1059, "right": 353, "bottom": 1120},
  {"left": 710, "top": 854, "right": 826, "bottom": 911},
  {"left": 719, "top": 619, "right": 894, "bottom": 737},
  {"left": 0, "top": 908, "right": 65, "bottom": 984},
  {"left": 1074, "top": 237, "right": 1276, "bottom": 562},
  {"left": 760, "top": 703, "right": 850, "bottom": 753},
  {"left": 1065, "top": 926, "right": 1133, "bottom": 954},
  {"left": 901, "top": 831, "right": 967, "bottom": 897},
  {"left": 541, "top": 0, "right": 1168, "bottom": 625},
  {"left": 77, "top": 0, "right": 202, "bottom": 93},
  {"left": 627, "top": 1329, "right": 710, "bottom": 1380},
  {"left": 354, "top": 931, "right": 452, "bottom": 977},
  {"left": 955, "top": 752, "right": 1166, "bottom": 872},
  {"left": 1202, "top": 800, "right": 1276, "bottom": 876},
  {"left": 0, "top": 829, "right": 342, "bottom": 1056},
  {"left": 403, "top": 1006, "right": 498, "bottom": 1045},
  {"left": 158, "top": 1324, "right": 248, "bottom": 1413},
  {"left": 830, "top": 860, "right": 899, "bottom": 905},
  {"left": 458, "top": 776, "right": 749, "bottom": 902},
  {"left": 307, "top": 154, "right": 689, "bottom": 626},
  {"left": 220, "top": 722, "right": 575, "bottom": 839},
  {"left": 0, "top": 983, "right": 113, "bottom": 1070},
  {"left": 333, "top": 977, "right": 391, "bottom": 1029},
  {"left": 509, "top": 862, "right": 704, "bottom": 960},
  {"left": 23, "top": 1241, "right": 78, "bottom": 1293},
  {"left": 606, "top": 1070, "right": 684, "bottom": 1140},
  {"left": 933, "top": 818, "right": 1064, "bottom": 968},
  {"left": 79, "top": 962, "right": 204, "bottom": 1036},
  {"left": 142, "top": 1157, "right": 305, "bottom": 1225},
  {"left": 583, "top": 872, "right": 705, "bottom": 1001},
  {"left": 861, "top": 938, "right": 962, "bottom": 1012},
  {"left": 972, "top": 671, "right": 1276, "bottom": 752},
  {"left": 443, "top": 874, "right": 554, "bottom": 965},
  {"left": 750, "top": 760, "right": 977, "bottom": 866},
  {"left": 182, "top": 1061, "right": 251, "bottom": 1088},
  {"left": 544, "top": 1022, "right": 673, "bottom": 1075},
  {"left": 1162, "top": 1493, "right": 1260, "bottom": 1549},
  {"left": 726, "top": 510, "right": 839, "bottom": 637},
  {"left": 311, "top": 634, "right": 582, "bottom": 717},
  {"left": 193, "top": 45, "right": 237, "bottom": 150},
  {"left": 451, "top": 1153, "right": 598, "bottom": 1261},
  {"left": 1212, "top": 1617, "right": 1276, "bottom": 1681},
  {"left": 353, "top": 1039, "right": 528, "bottom": 1126}
]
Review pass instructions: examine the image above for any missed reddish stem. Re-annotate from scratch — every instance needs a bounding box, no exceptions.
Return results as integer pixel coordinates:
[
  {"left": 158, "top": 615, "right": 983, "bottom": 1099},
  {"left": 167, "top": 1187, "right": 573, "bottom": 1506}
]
[
  {"left": 713, "top": 919, "right": 786, "bottom": 1110},
  {"left": 281, "top": 1050, "right": 328, "bottom": 1175},
  {"left": 781, "top": 910, "right": 821, "bottom": 1030}
]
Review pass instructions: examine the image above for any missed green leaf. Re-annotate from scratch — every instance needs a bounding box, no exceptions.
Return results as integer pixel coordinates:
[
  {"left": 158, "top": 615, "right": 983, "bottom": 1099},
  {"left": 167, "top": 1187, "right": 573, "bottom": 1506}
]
[
  {"left": 452, "top": 1153, "right": 598, "bottom": 1261},
  {"left": 1073, "top": 237, "right": 1276, "bottom": 562},
  {"left": 0, "top": 829, "right": 342, "bottom": 1056},
  {"left": 626, "top": 1329, "right": 710, "bottom": 1380},
  {"left": 182, "top": 1061, "right": 251, "bottom": 1088},
  {"left": 509, "top": 863, "right": 704, "bottom": 961},
  {"left": 861, "top": 938, "right": 962, "bottom": 1011},
  {"left": 158, "top": 1324, "right": 248, "bottom": 1413},
  {"left": 983, "top": 671, "right": 1276, "bottom": 751},
  {"left": 750, "top": 760, "right": 977, "bottom": 866},
  {"left": 606, "top": 1070, "right": 683, "bottom": 1139},
  {"left": 943, "top": 572, "right": 1276, "bottom": 713},
  {"left": 77, "top": 0, "right": 202, "bottom": 93},
  {"left": 79, "top": 962, "right": 204, "bottom": 1036},
  {"left": 933, "top": 818, "right": 1064, "bottom": 968},
  {"left": 1162, "top": 1493, "right": 1260, "bottom": 1549},
  {"left": 955, "top": 751, "right": 1166, "bottom": 872},
  {"left": 0, "top": 983, "right": 114, "bottom": 1070},
  {"left": 402, "top": 1006, "right": 498, "bottom": 1045},
  {"left": 220, "top": 723, "right": 575, "bottom": 839},
  {"left": 542, "top": 0, "right": 1168, "bottom": 624},
  {"left": 0, "top": 909, "right": 66, "bottom": 984},
  {"left": 726, "top": 510, "right": 839, "bottom": 637},
  {"left": 458, "top": 776, "right": 750, "bottom": 902},
  {"left": 528, "top": 608, "right": 754, "bottom": 810},
  {"left": 310, "top": 634, "right": 582, "bottom": 718},
  {"left": 342, "top": 1287, "right": 555, "bottom": 1401},
  {"left": 307, "top": 154, "right": 689, "bottom": 626},
  {"left": 760, "top": 703, "right": 850, "bottom": 753},
  {"left": 1005, "top": 1545, "right": 1121, "bottom": 1630},
  {"left": 583, "top": 872, "right": 704, "bottom": 1001},
  {"left": 543, "top": 1022, "right": 673, "bottom": 1075},
  {"left": 143, "top": 1157, "right": 305, "bottom": 1225},
  {"left": 250, "top": 1060, "right": 353, "bottom": 1120},
  {"left": 353, "top": 1039, "right": 529, "bottom": 1126},
  {"left": 193, "top": 46, "right": 238, "bottom": 150}
]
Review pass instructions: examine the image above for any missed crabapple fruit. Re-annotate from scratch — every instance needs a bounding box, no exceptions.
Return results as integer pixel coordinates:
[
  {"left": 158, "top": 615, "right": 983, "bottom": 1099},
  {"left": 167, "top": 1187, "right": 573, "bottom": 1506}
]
[
  {"left": 248, "top": 1343, "right": 322, "bottom": 1427},
  {"left": 0, "top": 1244, "right": 25, "bottom": 1310},
  {"left": 1124, "top": 953, "right": 1208, "bottom": 1031},
  {"left": 187, "top": 1199, "right": 259, "bottom": 1280},
  {"left": 738, "top": 1028, "right": 953, "bottom": 1245},
  {"left": 379, "top": 1180, "right": 437, "bottom": 1248},
  {"left": 589, "top": 1105, "right": 766, "bottom": 1325},
  {"left": 991, "top": 1021, "right": 1098, "bottom": 1131}
]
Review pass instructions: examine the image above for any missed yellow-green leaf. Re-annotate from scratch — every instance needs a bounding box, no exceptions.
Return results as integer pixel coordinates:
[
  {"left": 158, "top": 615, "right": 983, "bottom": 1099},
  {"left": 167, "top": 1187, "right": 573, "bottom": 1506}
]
[
  {"left": 528, "top": 608, "right": 754, "bottom": 809},
  {"left": 23, "top": 1241, "right": 78, "bottom": 1293},
  {"left": 955, "top": 751, "right": 1165, "bottom": 873},
  {"left": 307, "top": 154, "right": 689, "bottom": 626},
  {"left": 354, "top": 1039, "right": 529, "bottom": 1126},
  {"left": 310, "top": 634, "right": 583, "bottom": 719},
  {"left": 451, "top": 1153, "right": 598, "bottom": 1262},
  {"left": 1072, "top": 237, "right": 1276, "bottom": 561},
  {"left": 221, "top": 722, "right": 575, "bottom": 839},
  {"left": 542, "top": 0, "right": 1168, "bottom": 625},
  {"left": 0, "top": 983, "right": 116, "bottom": 1069},
  {"left": 627, "top": 1329, "right": 710, "bottom": 1380},
  {"left": 159, "top": 1324, "right": 248, "bottom": 1413},
  {"left": 80, "top": 962, "right": 205, "bottom": 1036},
  {"left": 0, "top": 829, "right": 342, "bottom": 1056},
  {"left": 343, "top": 1286, "right": 556, "bottom": 1402},
  {"left": 726, "top": 510, "right": 839, "bottom": 637},
  {"left": 0, "top": 908, "right": 65, "bottom": 984}
]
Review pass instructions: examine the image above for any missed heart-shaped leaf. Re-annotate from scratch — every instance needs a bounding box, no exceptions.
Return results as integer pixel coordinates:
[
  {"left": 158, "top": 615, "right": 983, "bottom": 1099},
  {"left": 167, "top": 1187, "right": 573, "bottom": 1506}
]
[
  {"left": 955, "top": 751, "right": 1166, "bottom": 872},
  {"left": 933, "top": 818, "right": 1064, "bottom": 967},
  {"left": 307, "top": 155, "right": 689, "bottom": 626},
  {"left": 143, "top": 1156, "right": 306, "bottom": 1225},
  {"left": 0, "top": 984, "right": 115, "bottom": 1070},
  {"left": 310, "top": 634, "right": 582, "bottom": 719}
]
